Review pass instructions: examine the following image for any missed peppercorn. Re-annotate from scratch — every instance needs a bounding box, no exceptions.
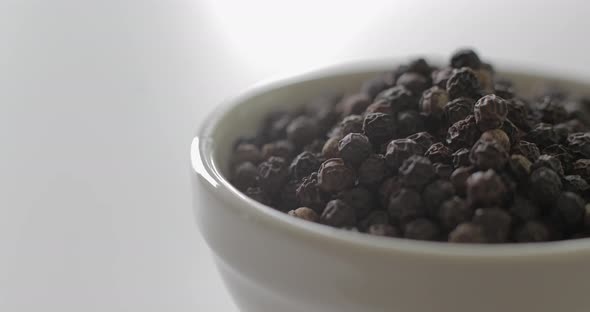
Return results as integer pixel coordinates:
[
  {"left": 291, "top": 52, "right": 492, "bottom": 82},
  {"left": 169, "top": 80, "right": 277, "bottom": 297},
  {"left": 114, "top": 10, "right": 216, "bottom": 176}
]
[
  {"left": 259, "top": 111, "right": 293, "bottom": 141},
  {"left": 338, "top": 133, "right": 372, "bottom": 166},
  {"left": 480, "top": 129, "right": 511, "bottom": 152},
  {"left": 506, "top": 98, "right": 531, "bottom": 131},
  {"left": 469, "top": 139, "right": 509, "bottom": 170},
  {"left": 528, "top": 167, "right": 563, "bottom": 208},
  {"left": 446, "top": 67, "right": 480, "bottom": 100},
  {"left": 512, "top": 140, "right": 541, "bottom": 162},
  {"left": 358, "top": 154, "right": 389, "bottom": 186},
  {"left": 420, "top": 87, "right": 449, "bottom": 119},
  {"left": 365, "top": 99, "right": 393, "bottom": 115},
  {"left": 288, "top": 207, "right": 319, "bottom": 222},
  {"left": 404, "top": 218, "right": 440, "bottom": 241},
  {"left": 385, "top": 138, "right": 423, "bottom": 169},
  {"left": 553, "top": 192, "right": 586, "bottom": 230},
  {"left": 286, "top": 116, "right": 319, "bottom": 147},
  {"left": 296, "top": 172, "right": 326, "bottom": 213},
  {"left": 466, "top": 169, "right": 507, "bottom": 207},
  {"left": 514, "top": 221, "right": 550, "bottom": 242},
  {"left": 361, "top": 75, "right": 391, "bottom": 99},
  {"left": 448, "top": 223, "right": 486, "bottom": 243},
  {"left": 509, "top": 196, "right": 539, "bottom": 222},
  {"left": 407, "top": 132, "right": 435, "bottom": 151},
  {"left": 536, "top": 96, "right": 568, "bottom": 124},
  {"left": 447, "top": 115, "right": 480, "bottom": 150},
  {"left": 506, "top": 154, "right": 532, "bottom": 184},
  {"left": 322, "top": 137, "right": 341, "bottom": 159},
  {"left": 399, "top": 155, "right": 436, "bottom": 189},
  {"left": 567, "top": 132, "right": 590, "bottom": 158},
  {"left": 531, "top": 154, "right": 564, "bottom": 176},
  {"left": 363, "top": 113, "right": 394, "bottom": 145},
  {"left": 367, "top": 224, "right": 399, "bottom": 237},
  {"left": 494, "top": 79, "right": 515, "bottom": 100},
  {"left": 397, "top": 72, "right": 429, "bottom": 95},
  {"left": 500, "top": 119, "right": 521, "bottom": 148},
  {"left": 232, "top": 162, "right": 259, "bottom": 191},
  {"left": 336, "top": 187, "right": 374, "bottom": 219},
  {"left": 245, "top": 186, "right": 272, "bottom": 205},
  {"left": 233, "top": 143, "right": 262, "bottom": 165},
  {"left": 450, "top": 166, "right": 474, "bottom": 197},
  {"left": 359, "top": 210, "right": 390, "bottom": 231},
  {"left": 444, "top": 97, "right": 473, "bottom": 125},
  {"left": 438, "top": 196, "right": 471, "bottom": 232},
  {"left": 473, "top": 208, "right": 512, "bottom": 243},
  {"left": 476, "top": 67, "right": 494, "bottom": 94},
  {"left": 564, "top": 175, "right": 590, "bottom": 195},
  {"left": 317, "top": 158, "right": 356, "bottom": 193},
  {"left": 450, "top": 48, "right": 481, "bottom": 69},
  {"left": 278, "top": 179, "right": 300, "bottom": 212},
  {"left": 388, "top": 188, "right": 425, "bottom": 224},
  {"left": 289, "top": 151, "right": 321, "bottom": 181},
  {"left": 452, "top": 148, "right": 471, "bottom": 167},
  {"left": 572, "top": 159, "right": 590, "bottom": 181},
  {"left": 473, "top": 94, "right": 508, "bottom": 131},
  {"left": 395, "top": 110, "right": 426, "bottom": 138},
  {"left": 526, "top": 123, "right": 560, "bottom": 148},
  {"left": 320, "top": 199, "right": 356, "bottom": 227},
  {"left": 422, "top": 180, "right": 455, "bottom": 215},
  {"left": 407, "top": 58, "right": 433, "bottom": 77},
  {"left": 379, "top": 176, "right": 403, "bottom": 208},
  {"left": 433, "top": 163, "right": 454, "bottom": 180},
  {"left": 258, "top": 156, "right": 289, "bottom": 194},
  {"left": 431, "top": 67, "right": 454, "bottom": 89},
  {"left": 375, "top": 85, "right": 417, "bottom": 114},
  {"left": 261, "top": 140, "right": 295, "bottom": 160},
  {"left": 338, "top": 93, "right": 371, "bottom": 116},
  {"left": 543, "top": 144, "right": 575, "bottom": 169},
  {"left": 425, "top": 142, "right": 453, "bottom": 164}
]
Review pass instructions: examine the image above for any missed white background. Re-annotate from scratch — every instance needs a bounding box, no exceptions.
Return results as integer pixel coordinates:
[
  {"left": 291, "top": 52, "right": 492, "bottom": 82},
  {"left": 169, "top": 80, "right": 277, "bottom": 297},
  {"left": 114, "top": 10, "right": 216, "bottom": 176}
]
[{"left": 1, "top": 0, "right": 589, "bottom": 311}]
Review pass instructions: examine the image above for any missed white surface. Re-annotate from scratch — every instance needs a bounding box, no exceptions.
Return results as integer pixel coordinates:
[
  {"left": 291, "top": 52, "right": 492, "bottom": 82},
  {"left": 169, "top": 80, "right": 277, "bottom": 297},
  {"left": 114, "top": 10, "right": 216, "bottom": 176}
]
[{"left": 0, "top": 0, "right": 589, "bottom": 311}]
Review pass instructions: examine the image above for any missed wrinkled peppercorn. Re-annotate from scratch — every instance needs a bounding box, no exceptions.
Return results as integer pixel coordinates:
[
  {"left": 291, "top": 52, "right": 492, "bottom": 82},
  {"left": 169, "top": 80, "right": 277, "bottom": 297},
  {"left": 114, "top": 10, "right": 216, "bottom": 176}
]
[
  {"left": 234, "top": 143, "right": 262, "bottom": 165},
  {"left": 376, "top": 85, "right": 417, "bottom": 114},
  {"left": 331, "top": 115, "right": 363, "bottom": 138},
  {"left": 447, "top": 115, "right": 480, "bottom": 150},
  {"left": 506, "top": 98, "right": 531, "bottom": 131},
  {"left": 261, "top": 140, "right": 295, "bottom": 160},
  {"left": 432, "top": 67, "right": 454, "bottom": 89},
  {"left": 567, "top": 132, "right": 590, "bottom": 158},
  {"left": 322, "top": 137, "right": 341, "bottom": 159},
  {"left": 422, "top": 180, "right": 455, "bottom": 215},
  {"left": 286, "top": 116, "right": 319, "bottom": 147},
  {"left": 564, "top": 175, "right": 590, "bottom": 196},
  {"left": 279, "top": 179, "right": 300, "bottom": 212},
  {"left": 572, "top": 159, "right": 590, "bottom": 181},
  {"left": 553, "top": 192, "right": 585, "bottom": 230},
  {"left": 318, "top": 158, "right": 356, "bottom": 193},
  {"left": 526, "top": 123, "right": 560, "bottom": 148},
  {"left": 407, "top": 132, "right": 435, "bottom": 151},
  {"left": 361, "top": 75, "right": 391, "bottom": 99},
  {"left": 509, "top": 196, "right": 539, "bottom": 222},
  {"left": 494, "top": 79, "right": 515, "bottom": 100},
  {"left": 388, "top": 188, "right": 426, "bottom": 224},
  {"left": 420, "top": 87, "right": 449, "bottom": 119},
  {"left": 543, "top": 144, "right": 575, "bottom": 168},
  {"left": 296, "top": 173, "right": 326, "bottom": 213},
  {"left": 258, "top": 156, "right": 289, "bottom": 194},
  {"left": 425, "top": 142, "right": 453, "bottom": 164},
  {"left": 480, "top": 129, "right": 511, "bottom": 152},
  {"left": 336, "top": 187, "right": 374, "bottom": 219},
  {"left": 474, "top": 94, "right": 508, "bottom": 131},
  {"left": 529, "top": 167, "right": 563, "bottom": 207},
  {"left": 452, "top": 148, "right": 471, "bottom": 167},
  {"left": 449, "top": 223, "right": 486, "bottom": 243},
  {"left": 321, "top": 199, "right": 356, "bottom": 227},
  {"left": 338, "top": 93, "right": 371, "bottom": 116},
  {"left": 367, "top": 224, "right": 399, "bottom": 237},
  {"left": 379, "top": 176, "right": 403, "bottom": 208},
  {"left": 473, "top": 208, "right": 512, "bottom": 243},
  {"left": 385, "top": 139, "right": 423, "bottom": 169},
  {"left": 404, "top": 219, "right": 440, "bottom": 241},
  {"left": 450, "top": 166, "right": 474, "bottom": 196},
  {"left": 450, "top": 49, "right": 481, "bottom": 69},
  {"left": 395, "top": 110, "right": 426, "bottom": 138},
  {"left": 433, "top": 163, "right": 454, "bottom": 180},
  {"left": 338, "top": 133, "right": 372, "bottom": 166},
  {"left": 407, "top": 58, "right": 433, "bottom": 77},
  {"left": 232, "top": 162, "right": 259, "bottom": 191},
  {"left": 514, "top": 221, "right": 550, "bottom": 242},
  {"left": 467, "top": 169, "right": 507, "bottom": 207},
  {"left": 363, "top": 113, "right": 394, "bottom": 145},
  {"left": 397, "top": 72, "right": 429, "bottom": 95},
  {"left": 365, "top": 99, "right": 393, "bottom": 115},
  {"left": 399, "top": 155, "right": 436, "bottom": 189},
  {"left": 531, "top": 154, "right": 564, "bottom": 176},
  {"left": 289, "top": 151, "right": 321, "bottom": 181},
  {"left": 288, "top": 207, "right": 319, "bottom": 222},
  {"left": 358, "top": 154, "right": 389, "bottom": 186},
  {"left": 513, "top": 140, "right": 541, "bottom": 162},
  {"left": 446, "top": 67, "right": 480, "bottom": 100},
  {"left": 245, "top": 186, "right": 272, "bottom": 205},
  {"left": 506, "top": 154, "right": 532, "bottom": 184},
  {"left": 470, "top": 139, "right": 509, "bottom": 170},
  {"left": 444, "top": 97, "right": 473, "bottom": 125},
  {"left": 439, "top": 196, "right": 471, "bottom": 231},
  {"left": 536, "top": 96, "right": 568, "bottom": 124}
]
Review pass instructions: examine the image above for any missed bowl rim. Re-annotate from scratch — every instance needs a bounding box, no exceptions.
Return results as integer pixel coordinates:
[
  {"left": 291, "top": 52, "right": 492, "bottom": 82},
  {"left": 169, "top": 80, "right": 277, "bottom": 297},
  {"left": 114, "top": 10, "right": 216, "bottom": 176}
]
[{"left": 192, "top": 58, "right": 590, "bottom": 259}]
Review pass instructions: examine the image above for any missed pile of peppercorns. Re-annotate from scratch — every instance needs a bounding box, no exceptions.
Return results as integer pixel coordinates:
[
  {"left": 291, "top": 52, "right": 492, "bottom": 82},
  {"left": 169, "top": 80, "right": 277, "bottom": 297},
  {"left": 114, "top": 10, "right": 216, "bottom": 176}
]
[{"left": 230, "top": 49, "right": 590, "bottom": 243}]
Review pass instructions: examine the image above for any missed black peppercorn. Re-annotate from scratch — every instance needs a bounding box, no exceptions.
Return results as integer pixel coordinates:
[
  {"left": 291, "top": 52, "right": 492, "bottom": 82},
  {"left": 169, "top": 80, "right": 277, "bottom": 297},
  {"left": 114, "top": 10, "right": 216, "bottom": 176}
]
[
  {"left": 289, "top": 151, "right": 321, "bottom": 181},
  {"left": 528, "top": 167, "right": 562, "bottom": 207},
  {"left": 261, "top": 140, "right": 295, "bottom": 160},
  {"left": 564, "top": 175, "right": 590, "bottom": 195},
  {"left": 296, "top": 172, "right": 326, "bottom": 213},
  {"left": 531, "top": 154, "right": 564, "bottom": 176},
  {"left": 286, "top": 116, "right": 319, "bottom": 147},
  {"left": 525, "top": 123, "right": 560, "bottom": 148},
  {"left": 407, "top": 58, "right": 433, "bottom": 77},
  {"left": 433, "top": 163, "right": 454, "bottom": 180},
  {"left": 466, "top": 169, "right": 507, "bottom": 207},
  {"left": 232, "top": 162, "right": 259, "bottom": 191},
  {"left": 506, "top": 154, "right": 532, "bottom": 184},
  {"left": 480, "top": 129, "right": 511, "bottom": 152},
  {"left": 509, "top": 196, "right": 539, "bottom": 222},
  {"left": 448, "top": 223, "right": 486, "bottom": 243},
  {"left": 470, "top": 139, "right": 509, "bottom": 170},
  {"left": 395, "top": 110, "right": 426, "bottom": 138},
  {"left": 447, "top": 115, "right": 480, "bottom": 150},
  {"left": 376, "top": 85, "right": 417, "bottom": 114},
  {"left": 359, "top": 210, "right": 390, "bottom": 231},
  {"left": 407, "top": 132, "right": 435, "bottom": 151},
  {"left": 425, "top": 142, "right": 453, "bottom": 164},
  {"left": 506, "top": 98, "right": 531, "bottom": 131},
  {"left": 245, "top": 186, "right": 272, "bottom": 205},
  {"left": 388, "top": 188, "right": 425, "bottom": 224},
  {"left": 338, "top": 93, "right": 371, "bottom": 116},
  {"left": 543, "top": 144, "right": 575, "bottom": 169},
  {"left": 234, "top": 143, "right": 262, "bottom": 165},
  {"left": 258, "top": 156, "right": 289, "bottom": 194},
  {"left": 361, "top": 75, "right": 392, "bottom": 100},
  {"left": 404, "top": 218, "right": 440, "bottom": 241},
  {"left": 321, "top": 199, "right": 356, "bottom": 227},
  {"left": 446, "top": 67, "right": 481, "bottom": 100},
  {"left": 439, "top": 196, "right": 472, "bottom": 231},
  {"left": 365, "top": 99, "right": 393, "bottom": 115},
  {"left": 553, "top": 192, "right": 586, "bottom": 230},
  {"left": 288, "top": 207, "right": 320, "bottom": 222},
  {"left": 450, "top": 48, "right": 481, "bottom": 69},
  {"left": 514, "top": 221, "right": 550, "bottom": 242},
  {"left": 422, "top": 180, "right": 455, "bottom": 215},
  {"left": 473, "top": 94, "right": 508, "bottom": 131},
  {"left": 363, "top": 113, "right": 394, "bottom": 145},
  {"left": 397, "top": 72, "right": 429, "bottom": 95},
  {"left": 572, "top": 159, "right": 590, "bottom": 181},
  {"left": 494, "top": 79, "right": 515, "bottom": 100},
  {"left": 444, "top": 97, "right": 473, "bottom": 125},
  {"left": 450, "top": 166, "right": 474, "bottom": 197},
  {"left": 338, "top": 133, "right": 372, "bottom": 166},
  {"left": 420, "top": 87, "right": 449, "bottom": 119},
  {"left": 431, "top": 67, "right": 454, "bottom": 89},
  {"left": 317, "top": 158, "right": 356, "bottom": 193},
  {"left": 358, "top": 154, "right": 389, "bottom": 186},
  {"left": 379, "top": 176, "right": 403, "bottom": 208},
  {"left": 536, "top": 96, "right": 568, "bottom": 124},
  {"left": 336, "top": 187, "right": 374, "bottom": 219},
  {"left": 473, "top": 208, "right": 512, "bottom": 243},
  {"left": 385, "top": 139, "right": 423, "bottom": 169},
  {"left": 399, "top": 155, "right": 436, "bottom": 189},
  {"left": 452, "top": 148, "right": 471, "bottom": 167},
  {"left": 567, "top": 132, "right": 590, "bottom": 158},
  {"left": 322, "top": 137, "right": 341, "bottom": 159},
  {"left": 278, "top": 179, "right": 300, "bottom": 212},
  {"left": 513, "top": 140, "right": 541, "bottom": 162}
]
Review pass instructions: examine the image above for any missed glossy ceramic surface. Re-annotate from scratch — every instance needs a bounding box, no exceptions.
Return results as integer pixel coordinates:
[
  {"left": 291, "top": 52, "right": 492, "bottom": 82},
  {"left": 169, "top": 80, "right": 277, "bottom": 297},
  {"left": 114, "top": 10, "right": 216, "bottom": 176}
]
[{"left": 191, "top": 60, "right": 590, "bottom": 312}]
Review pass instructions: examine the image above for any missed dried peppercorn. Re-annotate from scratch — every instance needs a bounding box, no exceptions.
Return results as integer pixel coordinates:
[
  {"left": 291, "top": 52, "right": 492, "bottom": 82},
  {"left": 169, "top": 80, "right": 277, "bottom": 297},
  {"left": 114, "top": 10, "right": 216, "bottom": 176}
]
[
  {"left": 447, "top": 115, "right": 480, "bottom": 150},
  {"left": 358, "top": 154, "right": 389, "bottom": 186},
  {"left": 514, "top": 221, "right": 550, "bottom": 242},
  {"left": 407, "top": 58, "right": 433, "bottom": 77},
  {"left": 395, "top": 110, "right": 426, "bottom": 138},
  {"left": 444, "top": 97, "right": 473, "bottom": 125},
  {"left": 385, "top": 139, "right": 423, "bottom": 169},
  {"left": 567, "top": 132, "right": 590, "bottom": 158},
  {"left": 233, "top": 143, "right": 262, "bottom": 165},
  {"left": 553, "top": 192, "right": 585, "bottom": 230},
  {"left": 359, "top": 210, "right": 390, "bottom": 231},
  {"left": 449, "top": 223, "right": 486, "bottom": 243},
  {"left": 528, "top": 167, "right": 562, "bottom": 208},
  {"left": 286, "top": 116, "right": 319, "bottom": 147},
  {"left": 330, "top": 114, "right": 363, "bottom": 138},
  {"left": 296, "top": 172, "right": 326, "bottom": 213},
  {"left": 531, "top": 154, "right": 564, "bottom": 176},
  {"left": 500, "top": 119, "right": 521, "bottom": 148},
  {"left": 450, "top": 166, "right": 474, "bottom": 197},
  {"left": 450, "top": 49, "right": 481, "bottom": 69},
  {"left": 279, "top": 179, "right": 300, "bottom": 212},
  {"left": 338, "top": 93, "right": 371, "bottom": 116},
  {"left": 303, "top": 139, "right": 326, "bottom": 156},
  {"left": 258, "top": 156, "right": 290, "bottom": 194},
  {"left": 506, "top": 154, "right": 532, "bottom": 184},
  {"left": 232, "top": 162, "right": 259, "bottom": 191},
  {"left": 452, "top": 148, "right": 471, "bottom": 167},
  {"left": 379, "top": 176, "right": 403, "bottom": 208},
  {"left": 439, "top": 196, "right": 472, "bottom": 231},
  {"left": 317, "top": 158, "right": 356, "bottom": 193},
  {"left": 433, "top": 163, "right": 453, "bottom": 180},
  {"left": 509, "top": 196, "right": 539, "bottom": 222},
  {"left": 422, "top": 180, "right": 455, "bottom": 215},
  {"left": 572, "top": 159, "right": 590, "bottom": 181},
  {"left": 321, "top": 199, "right": 356, "bottom": 227},
  {"left": 543, "top": 144, "right": 575, "bottom": 168},
  {"left": 536, "top": 96, "right": 568, "bottom": 124},
  {"left": 431, "top": 67, "right": 454, "bottom": 89},
  {"left": 258, "top": 110, "right": 293, "bottom": 141},
  {"left": 420, "top": 87, "right": 449, "bottom": 119},
  {"left": 261, "top": 140, "right": 295, "bottom": 160},
  {"left": 245, "top": 186, "right": 272, "bottom": 205},
  {"left": 375, "top": 85, "right": 417, "bottom": 114},
  {"left": 512, "top": 140, "right": 541, "bottom": 162},
  {"left": 363, "top": 113, "right": 394, "bottom": 145},
  {"left": 404, "top": 218, "right": 441, "bottom": 241},
  {"left": 397, "top": 72, "right": 429, "bottom": 95},
  {"left": 473, "top": 208, "right": 512, "bottom": 243},
  {"left": 289, "top": 151, "right": 321, "bottom": 181},
  {"left": 469, "top": 139, "right": 509, "bottom": 170},
  {"left": 361, "top": 75, "right": 391, "bottom": 99},
  {"left": 446, "top": 67, "right": 480, "bottom": 100},
  {"left": 494, "top": 79, "right": 515, "bottom": 100},
  {"left": 336, "top": 187, "right": 374, "bottom": 219},
  {"left": 322, "top": 137, "right": 341, "bottom": 159},
  {"left": 399, "top": 155, "right": 436, "bottom": 190},
  {"left": 563, "top": 175, "right": 590, "bottom": 195},
  {"left": 288, "top": 207, "right": 319, "bottom": 222},
  {"left": 526, "top": 123, "right": 560, "bottom": 148},
  {"left": 476, "top": 67, "right": 494, "bottom": 94},
  {"left": 466, "top": 169, "right": 507, "bottom": 207},
  {"left": 365, "top": 99, "right": 393, "bottom": 115},
  {"left": 473, "top": 94, "right": 508, "bottom": 131},
  {"left": 367, "top": 224, "right": 399, "bottom": 237},
  {"left": 480, "top": 129, "right": 511, "bottom": 152},
  {"left": 506, "top": 98, "right": 531, "bottom": 131},
  {"left": 407, "top": 132, "right": 435, "bottom": 151},
  {"left": 425, "top": 142, "right": 453, "bottom": 164},
  {"left": 388, "top": 188, "right": 426, "bottom": 224},
  {"left": 338, "top": 133, "right": 372, "bottom": 166}
]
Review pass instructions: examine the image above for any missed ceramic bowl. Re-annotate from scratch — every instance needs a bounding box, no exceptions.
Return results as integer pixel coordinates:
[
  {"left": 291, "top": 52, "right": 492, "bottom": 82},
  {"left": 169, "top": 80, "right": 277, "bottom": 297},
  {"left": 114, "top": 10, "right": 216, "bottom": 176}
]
[{"left": 191, "top": 59, "right": 590, "bottom": 312}]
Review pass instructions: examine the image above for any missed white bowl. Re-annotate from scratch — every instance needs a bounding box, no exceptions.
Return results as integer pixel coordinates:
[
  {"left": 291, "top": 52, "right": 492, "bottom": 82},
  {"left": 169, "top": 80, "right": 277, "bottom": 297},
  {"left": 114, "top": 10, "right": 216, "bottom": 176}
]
[{"left": 191, "top": 60, "right": 590, "bottom": 312}]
